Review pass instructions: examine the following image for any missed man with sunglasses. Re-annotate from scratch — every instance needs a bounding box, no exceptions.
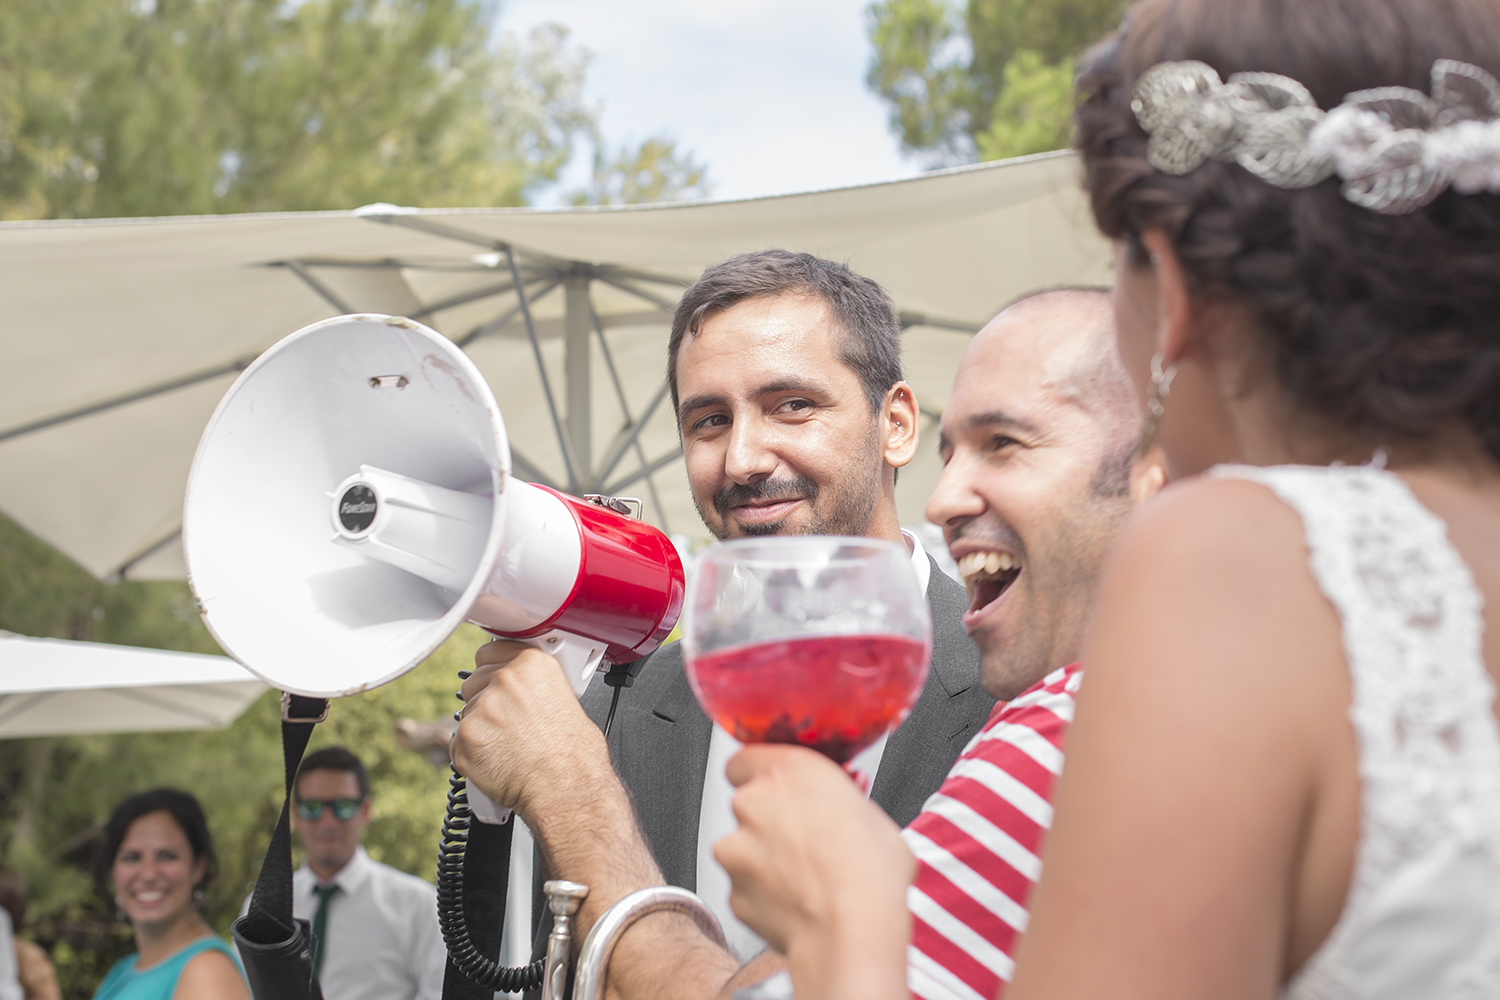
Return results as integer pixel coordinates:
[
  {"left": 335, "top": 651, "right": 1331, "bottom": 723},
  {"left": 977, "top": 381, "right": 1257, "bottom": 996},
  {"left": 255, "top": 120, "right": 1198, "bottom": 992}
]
[{"left": 240, "top": 746, "right": 446, "bottom": 1000}]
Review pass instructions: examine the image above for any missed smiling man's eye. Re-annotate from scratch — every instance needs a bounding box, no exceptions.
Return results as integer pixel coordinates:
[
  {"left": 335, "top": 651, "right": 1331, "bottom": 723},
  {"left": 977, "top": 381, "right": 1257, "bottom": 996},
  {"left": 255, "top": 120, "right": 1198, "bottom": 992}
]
[
  {"left": 778, "top": 399, "right": 813, "bottom": 413},
  {"left": 692, "top": 413, "right": 729, "bottom": 431},
  {"left": 988, "top": 435, "right": 1020, "bottom": 452}
]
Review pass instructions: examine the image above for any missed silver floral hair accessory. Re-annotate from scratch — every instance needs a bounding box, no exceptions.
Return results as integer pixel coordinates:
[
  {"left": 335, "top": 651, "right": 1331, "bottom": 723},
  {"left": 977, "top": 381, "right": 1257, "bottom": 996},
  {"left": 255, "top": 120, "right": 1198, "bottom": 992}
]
[{"left": 1130, "top": 59, "right": 1500, "bottom": 214}]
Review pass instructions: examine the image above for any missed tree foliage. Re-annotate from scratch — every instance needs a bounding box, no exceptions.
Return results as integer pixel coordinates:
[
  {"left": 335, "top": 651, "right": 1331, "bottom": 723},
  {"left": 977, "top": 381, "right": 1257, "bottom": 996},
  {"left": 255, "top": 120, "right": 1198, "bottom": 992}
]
[
  {"left": 0, "top": 0, "right": 707, "bottom": 220},
  {"left": 570, "top": 134, "right": 711, "bottom": 207},
  {"left": 865, "top": 0, "right": 1128, "bottom": 164}
]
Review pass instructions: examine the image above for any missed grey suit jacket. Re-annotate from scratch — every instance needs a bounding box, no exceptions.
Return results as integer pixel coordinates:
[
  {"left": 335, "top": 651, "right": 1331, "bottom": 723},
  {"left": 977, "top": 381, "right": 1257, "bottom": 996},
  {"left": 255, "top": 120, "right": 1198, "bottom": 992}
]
[{"left": 527, "top": 557, "right": 992, "bottom": 953}]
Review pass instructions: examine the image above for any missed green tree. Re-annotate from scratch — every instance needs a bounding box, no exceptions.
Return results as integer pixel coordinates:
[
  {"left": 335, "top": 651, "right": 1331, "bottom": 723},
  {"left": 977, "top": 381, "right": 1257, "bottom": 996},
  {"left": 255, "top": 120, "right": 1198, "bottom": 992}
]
[
  {"left": 865, "top": 0, "right": 1127, "bottom": 164},
  {"left": 0, "top": 0, "right": 597, "bottom": 219},
  {"left": 974, "top": 49, "right": 1076, "bottom": 160},
  {"left": 570, "top": 134, "right": 712, "bottom": 206}
]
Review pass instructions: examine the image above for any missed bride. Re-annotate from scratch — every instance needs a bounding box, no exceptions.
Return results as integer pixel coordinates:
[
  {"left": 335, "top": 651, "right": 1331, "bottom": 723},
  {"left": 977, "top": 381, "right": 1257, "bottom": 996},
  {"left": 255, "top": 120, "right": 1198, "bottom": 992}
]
[{"left": 717, "top": 0, "right": 1500, "bottom": 996}]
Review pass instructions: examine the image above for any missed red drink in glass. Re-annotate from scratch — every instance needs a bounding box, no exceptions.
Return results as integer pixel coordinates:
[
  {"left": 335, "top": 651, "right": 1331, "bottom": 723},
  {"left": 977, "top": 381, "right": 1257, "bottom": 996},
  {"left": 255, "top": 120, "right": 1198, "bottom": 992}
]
[{"left": 686, "top": 632, "right": 931, "bottom": 763}]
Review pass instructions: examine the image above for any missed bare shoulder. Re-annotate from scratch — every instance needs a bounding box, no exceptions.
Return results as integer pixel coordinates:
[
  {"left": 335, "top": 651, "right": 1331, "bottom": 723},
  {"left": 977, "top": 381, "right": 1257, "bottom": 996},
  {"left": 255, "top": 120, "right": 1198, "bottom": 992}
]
[
  {"left": 174, "top": 946, "right": 250, "bottom": 1000},
  {"left": 1114, "top": 473, "right": 1309, "bottom": 576},
  {"left": 1006, "top": 476, "right": 1356, "bottom": 999},
  {"left": 1084, "top": 472, "right": 1346, "bottom": 739}
]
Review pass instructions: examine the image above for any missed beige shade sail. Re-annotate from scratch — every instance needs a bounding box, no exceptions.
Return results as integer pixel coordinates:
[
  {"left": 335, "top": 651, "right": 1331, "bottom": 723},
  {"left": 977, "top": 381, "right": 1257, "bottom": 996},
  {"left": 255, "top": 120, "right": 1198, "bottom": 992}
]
[
  {"left": 0, "top": 150, "right": 1109, "bottom": 582},
  {"left": 0, "top": 633, "right": 266, "bottom": 737}
]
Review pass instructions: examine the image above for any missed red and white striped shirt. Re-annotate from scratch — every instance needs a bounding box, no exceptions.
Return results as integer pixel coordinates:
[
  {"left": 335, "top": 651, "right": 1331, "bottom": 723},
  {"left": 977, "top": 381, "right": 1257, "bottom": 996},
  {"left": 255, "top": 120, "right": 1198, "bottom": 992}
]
[{"left": 902, "top": 663, "right": 1082, "bottom": 1000}]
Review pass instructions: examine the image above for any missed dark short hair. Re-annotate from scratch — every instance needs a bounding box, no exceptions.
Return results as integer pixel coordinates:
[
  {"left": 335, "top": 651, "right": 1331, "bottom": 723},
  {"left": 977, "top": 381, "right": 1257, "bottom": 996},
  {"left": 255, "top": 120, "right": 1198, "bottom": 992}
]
[
  {"left": 297, "top": 746, "right": 370, "bottom": 799},
  {"left": 667, "top": 250, "right": 905, "bottom": 414},
  {"left": 1076, "top": 0, "right": 1500, "bottom": 461},
  {"left": 95, "top": 788, "right": 217, "bottom": 899}
]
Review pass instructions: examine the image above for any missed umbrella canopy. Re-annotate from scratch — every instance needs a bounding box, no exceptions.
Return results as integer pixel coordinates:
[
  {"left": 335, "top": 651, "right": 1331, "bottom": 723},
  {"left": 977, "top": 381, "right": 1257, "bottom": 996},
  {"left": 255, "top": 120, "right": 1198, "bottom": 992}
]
[
  {"left": 0, "top": 150, "right": 1109, "bottom": 581},
  {"left": 0, "top": 633, "right": 266, "bottom": 737}
]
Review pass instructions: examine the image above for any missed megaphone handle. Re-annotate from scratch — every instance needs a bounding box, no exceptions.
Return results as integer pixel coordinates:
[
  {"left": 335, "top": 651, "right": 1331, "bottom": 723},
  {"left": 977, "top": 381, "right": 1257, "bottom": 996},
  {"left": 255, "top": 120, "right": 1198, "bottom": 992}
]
[{"left": 466, "top": 630, "right": 608, "bottom": 825}]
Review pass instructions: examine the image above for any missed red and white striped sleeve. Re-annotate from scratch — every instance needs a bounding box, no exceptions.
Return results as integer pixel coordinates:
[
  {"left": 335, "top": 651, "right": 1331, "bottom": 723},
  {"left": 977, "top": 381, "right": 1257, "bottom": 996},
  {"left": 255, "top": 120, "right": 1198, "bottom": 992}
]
[{"left": 901, "top": 664, "right": 1082, "bottom": 1000}]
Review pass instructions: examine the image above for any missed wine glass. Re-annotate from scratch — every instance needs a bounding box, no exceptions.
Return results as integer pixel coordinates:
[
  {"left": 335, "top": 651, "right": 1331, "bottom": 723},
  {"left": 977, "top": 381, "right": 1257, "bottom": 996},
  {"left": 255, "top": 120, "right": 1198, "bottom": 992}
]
[{"left": 681, "top": 536, "right": 932, "bottom": 766}]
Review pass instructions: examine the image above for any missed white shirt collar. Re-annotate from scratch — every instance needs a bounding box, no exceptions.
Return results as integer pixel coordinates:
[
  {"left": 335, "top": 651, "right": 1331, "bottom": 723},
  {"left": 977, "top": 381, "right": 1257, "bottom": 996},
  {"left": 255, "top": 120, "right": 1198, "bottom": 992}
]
[
  {"left": 902, "top": 527, "right": 932, "bottom": 596},
  {"left": 306, "top": 844, "right": 373, "bottom": 894}
]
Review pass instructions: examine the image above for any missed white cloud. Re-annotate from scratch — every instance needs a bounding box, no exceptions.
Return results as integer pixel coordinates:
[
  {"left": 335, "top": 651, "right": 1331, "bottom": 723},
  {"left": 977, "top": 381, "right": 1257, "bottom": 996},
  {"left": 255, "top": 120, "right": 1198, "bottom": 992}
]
[{"left": 499, "top": 0, "right": 922, "bottom": 203}]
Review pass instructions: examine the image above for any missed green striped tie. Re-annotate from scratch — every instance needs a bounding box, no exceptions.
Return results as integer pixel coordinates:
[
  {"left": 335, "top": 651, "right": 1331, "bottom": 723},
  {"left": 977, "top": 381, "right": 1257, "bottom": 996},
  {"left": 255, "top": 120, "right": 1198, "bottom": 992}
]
[{"left": 311, "top": 884, "right": 340, "bottom": 977}]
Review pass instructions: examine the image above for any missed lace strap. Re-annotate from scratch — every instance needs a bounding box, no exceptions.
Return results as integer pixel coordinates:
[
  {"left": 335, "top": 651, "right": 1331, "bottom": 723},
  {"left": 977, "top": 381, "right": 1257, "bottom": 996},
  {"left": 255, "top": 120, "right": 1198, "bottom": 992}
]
[
  {"left": 1212, "top": 464, "right": 1500, "bottom": 998},
  {"left": 1209, "top": 461, "right": 1499, "bottom": 847}
]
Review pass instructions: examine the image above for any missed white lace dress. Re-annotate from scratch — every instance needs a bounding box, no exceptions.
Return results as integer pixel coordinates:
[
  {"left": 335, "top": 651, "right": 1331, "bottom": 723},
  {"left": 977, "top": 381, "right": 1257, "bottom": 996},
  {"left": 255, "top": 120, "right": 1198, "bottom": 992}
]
[{"left": 1209, "top": 464, "right": 1500, "bottom": 999}]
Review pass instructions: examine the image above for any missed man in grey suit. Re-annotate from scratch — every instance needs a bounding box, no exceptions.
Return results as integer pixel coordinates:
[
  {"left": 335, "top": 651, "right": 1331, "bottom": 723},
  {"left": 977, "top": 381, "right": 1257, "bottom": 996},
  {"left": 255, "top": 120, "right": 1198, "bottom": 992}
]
[{"left": 455, "top": 249, "right": 993, "bottom": 986}]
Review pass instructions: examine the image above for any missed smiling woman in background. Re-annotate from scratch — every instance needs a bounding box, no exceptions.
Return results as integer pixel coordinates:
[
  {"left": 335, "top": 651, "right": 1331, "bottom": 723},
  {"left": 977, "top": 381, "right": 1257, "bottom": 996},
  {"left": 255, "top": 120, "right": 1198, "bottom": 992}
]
[{"left": 92, "top": 789, "right": 248, "bottom": 1000}]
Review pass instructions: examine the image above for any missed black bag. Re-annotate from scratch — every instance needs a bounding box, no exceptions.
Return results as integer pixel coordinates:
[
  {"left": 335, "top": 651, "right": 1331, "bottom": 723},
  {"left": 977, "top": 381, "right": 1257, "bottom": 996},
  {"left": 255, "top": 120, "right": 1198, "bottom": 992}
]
[{"left": 231, "top": 694, "right": 329, "bottom": 1000}]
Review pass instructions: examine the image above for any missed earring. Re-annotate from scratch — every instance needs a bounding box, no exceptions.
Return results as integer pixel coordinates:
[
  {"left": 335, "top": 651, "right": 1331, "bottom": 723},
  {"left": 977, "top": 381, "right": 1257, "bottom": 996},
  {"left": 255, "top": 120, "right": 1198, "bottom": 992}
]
[
  {"left": 194, "top": 887, "right": 206, "bottom": 910},
  {"left": 1137, "top": 352, "right": 1177, "bottom": 453}
]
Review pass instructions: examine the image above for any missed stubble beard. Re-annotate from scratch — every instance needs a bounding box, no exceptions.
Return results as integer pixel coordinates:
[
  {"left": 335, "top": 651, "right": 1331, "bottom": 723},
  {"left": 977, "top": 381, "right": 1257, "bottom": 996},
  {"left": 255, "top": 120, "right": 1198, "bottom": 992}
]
[
  {"left": 975, "top": 493, "right": 1135, "bottom": 701},
  {"left": 697, "top": 430, "right": 886, "bottom": 540}
]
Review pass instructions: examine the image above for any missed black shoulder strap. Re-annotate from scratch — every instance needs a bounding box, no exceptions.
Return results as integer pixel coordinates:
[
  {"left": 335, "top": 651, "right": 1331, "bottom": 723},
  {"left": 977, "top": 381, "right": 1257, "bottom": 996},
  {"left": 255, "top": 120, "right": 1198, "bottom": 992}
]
[{"left": 232, "top": 693, "right": 329, "bottom": 1000}]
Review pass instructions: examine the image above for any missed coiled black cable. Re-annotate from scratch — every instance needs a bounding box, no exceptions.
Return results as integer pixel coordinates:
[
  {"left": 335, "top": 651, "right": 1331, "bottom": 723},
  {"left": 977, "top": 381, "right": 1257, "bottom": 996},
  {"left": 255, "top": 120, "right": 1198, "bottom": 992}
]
[
  {"left": 440, "top": 656, "right": 635, "bottom": 992},
  {"left": 436, "top": 764, "right": 545, "bottom": 992}
]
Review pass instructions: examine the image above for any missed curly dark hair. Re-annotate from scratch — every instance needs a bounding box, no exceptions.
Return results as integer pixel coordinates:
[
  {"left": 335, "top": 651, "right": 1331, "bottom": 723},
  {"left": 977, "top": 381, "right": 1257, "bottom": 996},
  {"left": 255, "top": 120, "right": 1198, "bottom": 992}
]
[
  {"left": 1075, "top": 0, "right": 1500, "bottom": 461},
  {"left": 94, "top": 788, "right": 218, "bottom": 900}
]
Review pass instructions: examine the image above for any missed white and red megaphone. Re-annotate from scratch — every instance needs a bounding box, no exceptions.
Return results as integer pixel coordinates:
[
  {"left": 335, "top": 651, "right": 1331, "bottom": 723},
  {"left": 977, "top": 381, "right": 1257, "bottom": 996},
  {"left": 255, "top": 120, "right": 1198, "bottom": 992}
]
[{"left": 183, "top": 315, "right": 683, "bottom": 818}]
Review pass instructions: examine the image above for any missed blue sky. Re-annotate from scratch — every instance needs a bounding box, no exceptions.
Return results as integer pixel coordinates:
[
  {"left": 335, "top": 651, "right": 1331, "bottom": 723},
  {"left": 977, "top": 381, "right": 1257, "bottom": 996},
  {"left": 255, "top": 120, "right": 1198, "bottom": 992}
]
[{"left": 497, "top": 0, "right": 923, "bottom": 204}]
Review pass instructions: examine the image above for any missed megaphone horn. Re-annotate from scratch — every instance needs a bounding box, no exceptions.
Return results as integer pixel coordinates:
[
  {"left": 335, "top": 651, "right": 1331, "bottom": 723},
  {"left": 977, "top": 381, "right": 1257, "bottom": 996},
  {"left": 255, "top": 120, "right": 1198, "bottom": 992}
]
[{"left": 183, "top": 312, "right": 683, "bottom": 709}]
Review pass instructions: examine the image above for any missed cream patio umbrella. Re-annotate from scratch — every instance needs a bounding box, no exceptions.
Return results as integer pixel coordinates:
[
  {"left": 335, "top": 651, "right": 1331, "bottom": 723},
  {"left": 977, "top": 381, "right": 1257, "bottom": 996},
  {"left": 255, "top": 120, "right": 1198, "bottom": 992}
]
[
  {"left": 0, "top": 632, "right": 266, "bottom": 737},
  {"left": 0, "top": 150, "right": 1109, "bottom": 583}
]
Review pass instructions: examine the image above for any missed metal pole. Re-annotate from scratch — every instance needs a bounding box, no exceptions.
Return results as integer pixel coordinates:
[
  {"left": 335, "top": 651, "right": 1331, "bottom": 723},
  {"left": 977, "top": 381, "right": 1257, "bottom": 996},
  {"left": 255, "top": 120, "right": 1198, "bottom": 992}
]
[
  {"left": 564, "top": 269, "right": 594, "bottom": 489},
  {"left": 586, "top": 297, "right": 672, "bottom": 524},
  {"left": 506, "top": 249, "right": 578, "bottom": 492}
]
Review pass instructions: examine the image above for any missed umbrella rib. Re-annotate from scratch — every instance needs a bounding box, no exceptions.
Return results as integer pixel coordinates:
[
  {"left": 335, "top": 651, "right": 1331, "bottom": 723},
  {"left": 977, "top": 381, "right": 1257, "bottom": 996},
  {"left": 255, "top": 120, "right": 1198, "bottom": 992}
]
[
  {"left": 593, "top": 382, "right": 670, "bottom": 495},
  {"left": 112, "top": 686, "right": 224, "bottom": 727},
  {"left": 0, "top": 359, "right": 252, "bottom": 444},
  {"left": 112, "top": 526, "right": 184, "bottom": 581},
  {"left": 602, "top": 447, "right": 683, "bottom": 496},
  {"left": 408, "top": 278, "right": 522, "bottom": 320},
  {"left": 453, "top": 277, "right": 562, "bottom": 348},
  {"left": 507, "top": 249, "right": 578, "bottom": 491},
  {"left": 283, "top": 260, "right": 355, "bottom": 313},
  {"left": 592, "top": 274, "right": 682, "bottom": 313},
  {"left": 898, "top": 311, "right": 979, "bottom": 334},
  {"left": 361, "top": 214, "right": 574, "bottom": 270},
  {"left": 0, "top": 692, "right": 52, "bottom": 728},
  {"left": 593, "top": 265, "right": 693, "bottom": 289},
  {"left": 585, "top": 300, "right": 671, "bottom": 527},
  {"left": 508, "top": 449, "right": 556, "bottom": 490}
]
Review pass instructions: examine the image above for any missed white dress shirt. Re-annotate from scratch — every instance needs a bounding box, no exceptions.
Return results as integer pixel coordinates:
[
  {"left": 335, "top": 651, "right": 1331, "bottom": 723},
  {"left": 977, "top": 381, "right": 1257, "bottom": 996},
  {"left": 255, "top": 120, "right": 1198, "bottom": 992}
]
[
  {"left": 241, "top": 847, "right": 446, "bottom": 1000},
  {"left": 695, "top": 530, "right": 933, "bottom": 960},
  {"left": 0, "top": 910, "right": 21, "bottom": 1000}
]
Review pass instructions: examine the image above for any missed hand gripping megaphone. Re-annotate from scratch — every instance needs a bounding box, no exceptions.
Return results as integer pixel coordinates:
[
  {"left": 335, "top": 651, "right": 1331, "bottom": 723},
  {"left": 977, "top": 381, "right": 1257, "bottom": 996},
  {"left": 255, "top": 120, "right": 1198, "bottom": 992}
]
[{"left": 182, "top": 313, "right": 684, "bottom": 802}]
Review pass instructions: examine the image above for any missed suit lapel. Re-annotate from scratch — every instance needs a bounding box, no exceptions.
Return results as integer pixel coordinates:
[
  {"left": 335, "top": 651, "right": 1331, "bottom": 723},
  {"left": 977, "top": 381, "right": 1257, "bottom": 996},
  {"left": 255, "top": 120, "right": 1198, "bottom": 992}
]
[
  {"left": 593, "top": 643, "right": 713, "bottom": 891},
  {"left": 870, "top": 557, "right": 985, "bottom": 827}
]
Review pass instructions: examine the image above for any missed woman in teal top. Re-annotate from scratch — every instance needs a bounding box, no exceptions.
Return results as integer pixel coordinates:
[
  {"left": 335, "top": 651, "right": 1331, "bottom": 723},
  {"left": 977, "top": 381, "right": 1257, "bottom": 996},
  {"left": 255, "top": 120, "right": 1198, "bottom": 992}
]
[{"left": 91, "top": 789, "right": 248, "bottom": 1000}]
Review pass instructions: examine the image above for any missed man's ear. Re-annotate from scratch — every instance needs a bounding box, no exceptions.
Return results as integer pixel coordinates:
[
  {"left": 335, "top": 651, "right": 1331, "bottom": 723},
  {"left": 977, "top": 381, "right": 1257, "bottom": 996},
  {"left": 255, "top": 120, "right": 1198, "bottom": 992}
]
[{"left": 881, "top": 382, "right": 920, "bottom": 470}]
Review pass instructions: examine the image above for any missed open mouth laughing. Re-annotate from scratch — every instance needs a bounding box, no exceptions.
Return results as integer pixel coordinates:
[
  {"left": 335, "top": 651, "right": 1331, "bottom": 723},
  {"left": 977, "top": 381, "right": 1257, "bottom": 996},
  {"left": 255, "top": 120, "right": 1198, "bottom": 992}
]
[{"left": 956, "top": 549, "right": 1022, "bottom": 619}]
